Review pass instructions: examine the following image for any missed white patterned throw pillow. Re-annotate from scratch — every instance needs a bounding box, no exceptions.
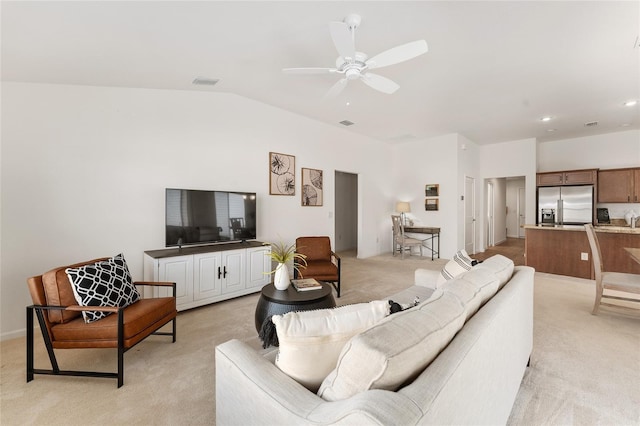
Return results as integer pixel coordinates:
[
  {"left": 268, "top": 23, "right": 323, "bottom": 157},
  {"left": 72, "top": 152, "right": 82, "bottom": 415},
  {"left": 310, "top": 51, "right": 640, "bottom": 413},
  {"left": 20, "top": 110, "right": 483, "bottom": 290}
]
[
  {"left": 65, "top": 253, "right": 140, "bottom": 323},
  {"left": 436, "top": 249, "right": 476, "bottom": 286}
]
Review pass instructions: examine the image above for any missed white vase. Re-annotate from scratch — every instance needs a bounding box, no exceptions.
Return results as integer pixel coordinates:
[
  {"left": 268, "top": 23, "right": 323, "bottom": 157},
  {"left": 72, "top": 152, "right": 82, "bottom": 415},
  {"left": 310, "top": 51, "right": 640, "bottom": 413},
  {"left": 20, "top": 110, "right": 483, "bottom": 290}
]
[{"left": 273, "top": 263, "right": 290, "bottom": 290}]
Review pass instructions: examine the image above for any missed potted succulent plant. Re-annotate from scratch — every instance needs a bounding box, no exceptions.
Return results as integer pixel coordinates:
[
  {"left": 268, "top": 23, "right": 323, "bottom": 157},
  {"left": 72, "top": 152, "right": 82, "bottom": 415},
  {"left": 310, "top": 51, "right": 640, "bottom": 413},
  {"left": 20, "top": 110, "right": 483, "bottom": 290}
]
[{"left": 265, "top": 241, "right": 307, "bottom": 290}]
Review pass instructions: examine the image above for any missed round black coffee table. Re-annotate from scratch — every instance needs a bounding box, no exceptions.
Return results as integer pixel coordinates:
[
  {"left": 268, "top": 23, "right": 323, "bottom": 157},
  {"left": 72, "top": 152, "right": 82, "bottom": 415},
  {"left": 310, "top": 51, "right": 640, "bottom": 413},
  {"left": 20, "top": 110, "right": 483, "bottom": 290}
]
[{"left": 254, "top": 282, "right": 336, "bottom": 333}]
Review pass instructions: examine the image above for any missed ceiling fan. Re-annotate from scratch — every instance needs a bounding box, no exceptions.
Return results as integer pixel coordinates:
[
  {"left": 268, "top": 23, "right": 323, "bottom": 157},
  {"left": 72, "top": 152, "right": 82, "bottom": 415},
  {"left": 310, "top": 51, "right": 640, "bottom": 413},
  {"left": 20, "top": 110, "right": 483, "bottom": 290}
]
[{"left": 283, "top": 14, "right": 428, "bottom": 97}]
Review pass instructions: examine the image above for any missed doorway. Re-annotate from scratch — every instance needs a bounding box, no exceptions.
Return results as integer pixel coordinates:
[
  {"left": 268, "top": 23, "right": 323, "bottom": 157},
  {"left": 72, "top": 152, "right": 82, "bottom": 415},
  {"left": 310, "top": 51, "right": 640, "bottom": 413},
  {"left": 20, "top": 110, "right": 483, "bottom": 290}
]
[
  {"left": 334, "top": 171, "right": 358, "bottom": 253},
  {"left": 486, "top": 182, "right": 495, "bottom": 247},
  {"left": 518, "top": 187, "right": 526, "bottom": 238},
  {"left": 464, "top": 176, "right": 476, "bottom": 254},
  {"left": 485, "top": 176, "right": 526, "bottom": 248}
]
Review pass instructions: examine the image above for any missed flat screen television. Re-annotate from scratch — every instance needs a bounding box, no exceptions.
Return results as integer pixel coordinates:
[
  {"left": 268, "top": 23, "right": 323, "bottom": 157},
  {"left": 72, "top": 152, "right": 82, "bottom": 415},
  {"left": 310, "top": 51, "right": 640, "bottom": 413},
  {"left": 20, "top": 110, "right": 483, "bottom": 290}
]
[{"left": 165, "top": 188, "right": 257, "bottom": 247}]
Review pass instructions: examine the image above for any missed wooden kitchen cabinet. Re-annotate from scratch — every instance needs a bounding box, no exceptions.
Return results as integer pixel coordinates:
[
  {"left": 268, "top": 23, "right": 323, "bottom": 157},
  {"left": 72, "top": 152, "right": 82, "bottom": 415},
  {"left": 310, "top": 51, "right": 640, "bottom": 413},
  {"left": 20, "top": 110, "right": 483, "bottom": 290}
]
[
  {"left": 537, "top": 169, "right": 597, "bottom": 186},
  {"left": 598, "top": 167, "right": 640, "bottom": 203}
]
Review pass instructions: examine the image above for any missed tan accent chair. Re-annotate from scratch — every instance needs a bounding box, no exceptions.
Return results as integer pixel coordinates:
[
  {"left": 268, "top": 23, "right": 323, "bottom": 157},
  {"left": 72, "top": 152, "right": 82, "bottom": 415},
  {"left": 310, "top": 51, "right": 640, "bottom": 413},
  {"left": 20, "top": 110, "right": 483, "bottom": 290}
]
[
  {"left": 392, "top": 215, "right": 423, "bottom": 259},
  {"left": 584, "top": 224, "right": 640, "bottom": 314},
  {"left": 26, "top": 257, "right": 177, "bottom": 388},
  {"left": 294, "top": 236, "right": 341, "bottom": 297}
]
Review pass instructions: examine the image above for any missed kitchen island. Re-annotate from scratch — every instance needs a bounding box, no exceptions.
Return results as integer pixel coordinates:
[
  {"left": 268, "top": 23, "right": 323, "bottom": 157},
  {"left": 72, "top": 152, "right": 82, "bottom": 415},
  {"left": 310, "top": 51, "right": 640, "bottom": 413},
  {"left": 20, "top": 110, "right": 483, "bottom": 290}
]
[{"left": 525, "top": 224, "right": 640, "bottom": 279}]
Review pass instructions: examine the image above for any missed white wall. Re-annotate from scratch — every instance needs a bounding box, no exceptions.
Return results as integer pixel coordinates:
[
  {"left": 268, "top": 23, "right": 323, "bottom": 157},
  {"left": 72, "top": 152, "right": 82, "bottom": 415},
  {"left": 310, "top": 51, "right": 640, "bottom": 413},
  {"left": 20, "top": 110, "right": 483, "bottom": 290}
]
[
  {"left": 391, "top": 134, "right": 459, "bottom": 258},
  {"left": 537, "top": 129, "right": 640, "bottom": 219},
  {"left": 479, "top": 138, "right": 538, "bottom": 252},
  {"left": 0, "top": 82, "right": 394, "bottom": 339},
  {"left": 537, "top": 130, "right": 640, "bottom": 171}
]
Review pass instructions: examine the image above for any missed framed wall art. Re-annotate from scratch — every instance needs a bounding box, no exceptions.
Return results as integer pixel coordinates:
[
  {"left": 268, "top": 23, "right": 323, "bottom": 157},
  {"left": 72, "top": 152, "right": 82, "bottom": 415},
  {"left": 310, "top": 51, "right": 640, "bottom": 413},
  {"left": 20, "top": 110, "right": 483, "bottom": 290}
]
[
  {"left": 301, "top": 168, "right": 323, "bottom": 206},
  {"left": 425, "top": 184, "right": 439, "bottom": 197},
  {"left": 425, "top": 198, "right": 439, "bottom": 211},
  {"left": 269, "top": 152, "right": 295, "bottom": 195}
]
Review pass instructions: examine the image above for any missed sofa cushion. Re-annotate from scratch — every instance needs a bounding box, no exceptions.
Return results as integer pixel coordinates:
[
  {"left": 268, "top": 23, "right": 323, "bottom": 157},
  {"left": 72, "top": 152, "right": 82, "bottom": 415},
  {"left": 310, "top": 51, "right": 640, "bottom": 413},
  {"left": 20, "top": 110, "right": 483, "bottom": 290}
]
[
  {"left": 441, "top": 268, "right": 499, "bottom": 321},
  {"left": 436, "top": 249, "right": 475, "bottom": 286},
  {"left": 317, "top": 289, "right": 466, "bottom": 401},
  {"left": 272, "top": 300, "right": 390, "bottom": 392},
  {"left": 475, "top": 254, "right": 515, "bottom": 289},
  {"left": 65, "top": 254, "right": 140, "bottom": 323}
]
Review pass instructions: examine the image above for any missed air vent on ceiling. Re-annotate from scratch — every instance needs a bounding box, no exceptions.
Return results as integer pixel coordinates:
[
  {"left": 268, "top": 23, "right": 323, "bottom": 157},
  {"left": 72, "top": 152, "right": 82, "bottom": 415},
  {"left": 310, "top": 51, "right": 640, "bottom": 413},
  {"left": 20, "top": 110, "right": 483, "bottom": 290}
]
[
  {"left": 584, "top": 121, "right": 598, "bottom": 127},
  {"left": 339, "top": 120, "right": 355, "bottom": 126},
  {"left": 192, "top": 77, "right": 220, "bottom": 86}
]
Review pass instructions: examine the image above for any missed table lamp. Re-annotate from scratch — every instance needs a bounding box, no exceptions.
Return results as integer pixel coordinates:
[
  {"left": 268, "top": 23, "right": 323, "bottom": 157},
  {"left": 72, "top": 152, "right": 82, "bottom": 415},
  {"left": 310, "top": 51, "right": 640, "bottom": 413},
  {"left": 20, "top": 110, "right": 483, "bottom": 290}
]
[{"left": 396, "top": 201, "right": 411, "bottom": 226}]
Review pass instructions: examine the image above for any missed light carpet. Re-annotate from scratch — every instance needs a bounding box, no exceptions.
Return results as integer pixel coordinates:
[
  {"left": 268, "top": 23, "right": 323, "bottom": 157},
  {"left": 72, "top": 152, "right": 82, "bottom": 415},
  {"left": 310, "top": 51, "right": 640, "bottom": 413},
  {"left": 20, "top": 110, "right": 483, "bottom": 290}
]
[{"left": 1, "top": 252, "right": 638, "bottom": 425}]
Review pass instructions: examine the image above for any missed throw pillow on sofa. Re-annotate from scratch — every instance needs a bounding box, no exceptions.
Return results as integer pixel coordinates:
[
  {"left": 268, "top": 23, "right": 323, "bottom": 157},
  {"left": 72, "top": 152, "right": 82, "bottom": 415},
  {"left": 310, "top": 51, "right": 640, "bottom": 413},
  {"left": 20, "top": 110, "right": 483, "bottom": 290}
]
[
  {"left": 436, "top": 249, "right": 476, "bottom": 286},
  {"left": 65, "top": 253, "right": 140, "bottom": 323},
  {"left": 271, "top": 300, "right": 390, "bottom": 392},
  {"left": 317, "top": 289, "right": 466, "bottom": 401}
]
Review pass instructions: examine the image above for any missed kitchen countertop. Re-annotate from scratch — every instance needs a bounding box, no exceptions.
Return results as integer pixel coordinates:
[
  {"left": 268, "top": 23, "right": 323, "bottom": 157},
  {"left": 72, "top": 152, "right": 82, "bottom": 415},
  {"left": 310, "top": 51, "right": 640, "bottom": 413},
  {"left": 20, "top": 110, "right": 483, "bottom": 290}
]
[{"left": 524, "top": 224, "right": 640, "bottom": 235}]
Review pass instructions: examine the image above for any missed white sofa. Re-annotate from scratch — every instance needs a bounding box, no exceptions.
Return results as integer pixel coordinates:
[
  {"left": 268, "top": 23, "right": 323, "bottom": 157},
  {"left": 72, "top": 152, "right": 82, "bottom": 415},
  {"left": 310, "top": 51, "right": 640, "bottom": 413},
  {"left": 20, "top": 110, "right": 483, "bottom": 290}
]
[{"left": 216, "top": 256, "right": 534, "bottom": 425}]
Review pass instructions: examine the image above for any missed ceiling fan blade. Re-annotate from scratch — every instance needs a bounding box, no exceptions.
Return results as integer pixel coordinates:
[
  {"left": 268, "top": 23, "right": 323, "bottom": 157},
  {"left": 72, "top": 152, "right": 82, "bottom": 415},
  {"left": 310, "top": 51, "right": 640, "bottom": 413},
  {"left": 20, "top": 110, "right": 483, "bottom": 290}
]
[
  {"left": 282, "top": 67, "right": 336, "bottom": 75},
  {"left": 366, "top": 40, "right": 428, "bottom": 70},
  {"left": 329, "top": 21, "right": 356, "bottom": 60},
  {"left": 323, "top": 78, "right": 348, "bottom": 99},
  {"left": 361, "top": 73, "right": 400, "bottom": 94}
]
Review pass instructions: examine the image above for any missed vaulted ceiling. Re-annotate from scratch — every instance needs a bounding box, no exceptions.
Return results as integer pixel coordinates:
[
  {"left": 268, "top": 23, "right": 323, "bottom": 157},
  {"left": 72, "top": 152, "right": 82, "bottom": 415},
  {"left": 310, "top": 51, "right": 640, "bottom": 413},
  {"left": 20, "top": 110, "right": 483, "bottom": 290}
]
[{"left": 2, "top": 1, "right": 639, "bottom": 145}]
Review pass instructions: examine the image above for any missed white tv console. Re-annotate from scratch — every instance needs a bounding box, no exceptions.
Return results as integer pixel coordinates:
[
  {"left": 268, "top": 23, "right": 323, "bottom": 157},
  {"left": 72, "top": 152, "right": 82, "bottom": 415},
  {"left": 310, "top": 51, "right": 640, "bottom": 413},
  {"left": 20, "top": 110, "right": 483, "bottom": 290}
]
[{"left": 143, "top": 241, "right": 271, "bottom": 311}]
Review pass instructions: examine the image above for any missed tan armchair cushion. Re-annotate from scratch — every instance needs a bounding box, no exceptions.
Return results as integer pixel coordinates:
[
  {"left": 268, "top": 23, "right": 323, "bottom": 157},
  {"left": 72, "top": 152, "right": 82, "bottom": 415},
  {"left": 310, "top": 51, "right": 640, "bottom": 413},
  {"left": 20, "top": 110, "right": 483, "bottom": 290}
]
[{"left": 51, "top": 297, "right": 176, "bottom": 349}]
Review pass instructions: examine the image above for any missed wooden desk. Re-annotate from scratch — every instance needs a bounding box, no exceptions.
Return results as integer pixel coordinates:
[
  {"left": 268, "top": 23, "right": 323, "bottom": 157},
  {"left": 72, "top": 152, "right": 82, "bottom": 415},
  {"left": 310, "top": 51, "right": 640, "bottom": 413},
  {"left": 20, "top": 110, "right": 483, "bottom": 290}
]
[
  {"left": 404, "top": 227, "right": 440, "bottom": 260},
  {"left": 624, "top": 247, "right": 640, "bottom": 265}
]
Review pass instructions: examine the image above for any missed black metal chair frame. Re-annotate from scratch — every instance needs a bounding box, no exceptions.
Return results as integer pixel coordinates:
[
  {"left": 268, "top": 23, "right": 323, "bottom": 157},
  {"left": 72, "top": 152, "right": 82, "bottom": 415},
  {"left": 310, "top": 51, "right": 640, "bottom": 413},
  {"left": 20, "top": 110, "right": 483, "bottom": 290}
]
[{"left": 26, "top": 283, "right": 177, "bottom": 388}]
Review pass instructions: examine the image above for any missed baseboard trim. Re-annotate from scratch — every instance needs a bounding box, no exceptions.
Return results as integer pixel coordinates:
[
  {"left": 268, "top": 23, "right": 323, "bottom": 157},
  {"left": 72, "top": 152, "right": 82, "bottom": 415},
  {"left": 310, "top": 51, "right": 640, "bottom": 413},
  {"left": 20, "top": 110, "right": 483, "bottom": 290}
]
[{"left": 1, "top": 328, "right": 26, "bottom": 342}]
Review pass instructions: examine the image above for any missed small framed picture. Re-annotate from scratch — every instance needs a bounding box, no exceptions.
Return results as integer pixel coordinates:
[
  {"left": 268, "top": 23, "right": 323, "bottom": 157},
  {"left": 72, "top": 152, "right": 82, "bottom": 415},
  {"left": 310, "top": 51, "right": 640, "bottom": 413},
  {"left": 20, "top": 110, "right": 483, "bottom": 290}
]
[
  {"left": 269, "top": 152, "right": 295, "bottom": 195},
  {"left": 425, "top": 198, "right": 439, "bottom": 211},
  {"left": 425, "top": 184, "right": 439, "bottom": 197},
  {"left": 301, "top": 168, "right": 323, "bottom": 206}
]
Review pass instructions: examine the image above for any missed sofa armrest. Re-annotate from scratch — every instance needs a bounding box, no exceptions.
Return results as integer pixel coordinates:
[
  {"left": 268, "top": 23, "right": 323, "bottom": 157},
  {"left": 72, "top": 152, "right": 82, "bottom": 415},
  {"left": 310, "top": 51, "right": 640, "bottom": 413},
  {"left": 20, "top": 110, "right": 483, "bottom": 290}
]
[
  {"left": 414, "top": 268, "right": 440, "bottom": 289},
  {"left": 215, "top": 339, "right": 421, "bottom": 425}
]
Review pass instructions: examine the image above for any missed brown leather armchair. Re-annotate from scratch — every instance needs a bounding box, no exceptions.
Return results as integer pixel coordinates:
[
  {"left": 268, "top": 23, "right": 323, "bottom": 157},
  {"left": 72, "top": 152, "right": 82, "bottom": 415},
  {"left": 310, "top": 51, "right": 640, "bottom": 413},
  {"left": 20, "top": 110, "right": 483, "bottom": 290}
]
[
  {"left": 26, "top": 257, "right": 177, "bottom": 388},
  {"left": 294, "top": 236, "right": 341, "bottom": 297}
]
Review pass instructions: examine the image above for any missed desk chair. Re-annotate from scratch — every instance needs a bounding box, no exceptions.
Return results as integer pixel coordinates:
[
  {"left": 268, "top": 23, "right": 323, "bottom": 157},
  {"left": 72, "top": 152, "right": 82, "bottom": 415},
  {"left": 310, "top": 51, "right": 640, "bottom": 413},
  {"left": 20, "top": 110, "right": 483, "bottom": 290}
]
[
  {"left": 392, "top": 215, "right": 423, "bottom": 259},
  {"left": 584, "top": 224, "right": 640, "bottom": 314}
]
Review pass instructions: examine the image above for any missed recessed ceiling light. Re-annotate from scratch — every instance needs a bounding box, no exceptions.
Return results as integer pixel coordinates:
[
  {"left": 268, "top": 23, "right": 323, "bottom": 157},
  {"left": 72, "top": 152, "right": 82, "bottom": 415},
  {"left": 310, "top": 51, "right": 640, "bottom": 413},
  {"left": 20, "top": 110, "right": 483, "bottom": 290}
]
[
  {"left": 540, "top": 116, "right": 553, "bottom": 122},
  {"left": 624, "top": 100, "right": 638, "bottom": 107},
  {"left": 546, "top": 128, "right": 557, "bottom": 132}
]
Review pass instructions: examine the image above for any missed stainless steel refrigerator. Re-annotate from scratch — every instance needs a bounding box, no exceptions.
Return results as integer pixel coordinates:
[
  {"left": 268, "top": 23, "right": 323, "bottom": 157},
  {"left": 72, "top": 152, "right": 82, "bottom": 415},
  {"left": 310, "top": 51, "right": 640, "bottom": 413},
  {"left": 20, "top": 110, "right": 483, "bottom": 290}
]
[{"left": 537, "top": 185, "right": 594, "bottom": 225}]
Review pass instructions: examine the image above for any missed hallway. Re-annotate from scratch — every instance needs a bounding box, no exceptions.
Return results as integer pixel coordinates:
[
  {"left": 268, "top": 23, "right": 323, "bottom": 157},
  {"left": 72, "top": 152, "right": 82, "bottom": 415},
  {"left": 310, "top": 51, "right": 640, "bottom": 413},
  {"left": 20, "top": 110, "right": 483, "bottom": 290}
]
[{"left": 472, "top": 238, "right": 525, "bottom": 266}]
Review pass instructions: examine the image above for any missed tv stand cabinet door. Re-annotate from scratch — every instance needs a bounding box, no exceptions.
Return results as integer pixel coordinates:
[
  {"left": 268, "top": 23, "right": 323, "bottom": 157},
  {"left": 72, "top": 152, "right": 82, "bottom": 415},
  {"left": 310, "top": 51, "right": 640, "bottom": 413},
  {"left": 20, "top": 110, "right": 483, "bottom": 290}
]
[
  {"left": 194, "top": 252, "right": 223, "bottom": 301},
  {"left": 158, "top": 255, "right": 194, "bottom": 307},
  {"left": 221, "top": 249, "right": 246, "bottom": 294},
  {"left": 246, "top": 245, "right": 271, "bottom": 289}
]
